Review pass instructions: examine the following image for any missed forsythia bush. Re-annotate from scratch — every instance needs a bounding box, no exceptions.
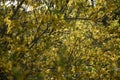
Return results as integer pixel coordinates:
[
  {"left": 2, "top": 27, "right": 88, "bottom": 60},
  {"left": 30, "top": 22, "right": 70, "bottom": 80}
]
[{"left": 0, "top": 0, "right": 120, "bottom": 80}]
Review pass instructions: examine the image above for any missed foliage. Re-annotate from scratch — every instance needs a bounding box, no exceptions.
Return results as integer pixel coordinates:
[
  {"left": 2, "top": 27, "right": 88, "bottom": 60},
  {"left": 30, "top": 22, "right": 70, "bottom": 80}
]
[{"left": 0, "top": 0, "right": 120, "bottom": 80}]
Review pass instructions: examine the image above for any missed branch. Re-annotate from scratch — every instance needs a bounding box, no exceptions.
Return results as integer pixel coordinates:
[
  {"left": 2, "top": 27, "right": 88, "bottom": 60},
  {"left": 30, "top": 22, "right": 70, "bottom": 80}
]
[
  {"left": 64, "top": 17, "right": 91, "bottom": 20},
  {"left": 29, "top": 26, "right": 48, "bottom": 49},
  {"left": 11, "top": 0, "right": 25, "bottom": 19}
]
